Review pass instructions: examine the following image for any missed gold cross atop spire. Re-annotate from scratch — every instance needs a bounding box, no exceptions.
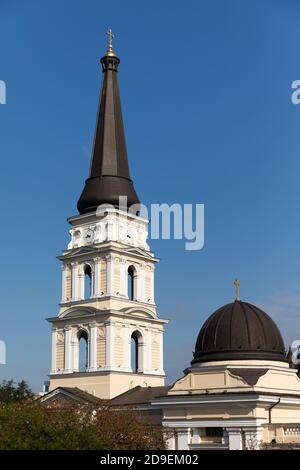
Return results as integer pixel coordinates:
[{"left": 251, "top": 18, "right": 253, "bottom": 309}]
[
  {"left": 106, "top": 29, "right": 115, "bottom": 56},
  {"left": 234, "top": 279, "right": 240, "bottom": 301}
]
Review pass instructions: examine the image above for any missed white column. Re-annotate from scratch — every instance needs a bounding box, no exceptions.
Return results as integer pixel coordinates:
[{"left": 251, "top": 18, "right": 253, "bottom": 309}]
[
  {"left": 93, "top": 258, "right": 100, "bottom": 297},
  {"left": 105, "top": 321, "right": 115, "bottom": 369},
  {"left": 107, "top": 220, "right": 115, "bottom": 241},
  {"left": 226, "top": 428, "right": 243, "bottom": 450},
  {"left": 190, "top": 428, "right": 201, "bottom": 444},
  {"left": 123, "top": 325, "right": 131, "bottom": 371},
  {"left": 106, "top": 255, "right": 114, "bottom": 296},
  {"left": 165, "top": 433, "right": 176, "bottom": 450},
  {"left": 50, "top": 329, "right": 56, "bottom": 374},
  {"left": 176, "top": 428, "right": 191, "bottom": 450},
  {"left": 120, "top": 258, "right": 127, "bottom": 297},
  {"left": 88, "top": 323, "right": 97, "bottom": 371},
  {"left": 150, "top": 266, "right": 155, "bottom": 303},
  {"left": 138, "top": 334, "right": 145, "bottom": 373},
  {"left": 71, "top": 262, "right": 79, "bottom": 301},
  {"left": 64, "top": 326, "right": 72, "bottom": 373},
  {"left": 73, "top": 338, "right": 79, "bottom": 372},
  {"left": 244, "top": 427, "right": 263, "bottom": 450},
  {"left": 144, "top": 328, "right": 152, "bottom": 374},
  {"left": 137, "top": 265, "right": 144, "bottom": 302},
  {"left": 61, "top": 265, "right": 66, "bottom": 302},
  {"left": 159, "top": 330, "right": 164, "bottom": 374},
  {"left": 78, "top": 267, "right": 85, "bottom": 300}
]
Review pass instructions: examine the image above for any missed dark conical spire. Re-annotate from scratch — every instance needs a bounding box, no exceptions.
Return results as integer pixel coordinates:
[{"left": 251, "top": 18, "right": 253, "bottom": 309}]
[{"left": 77, "top": 33, "right": 140, "bottom": 214}]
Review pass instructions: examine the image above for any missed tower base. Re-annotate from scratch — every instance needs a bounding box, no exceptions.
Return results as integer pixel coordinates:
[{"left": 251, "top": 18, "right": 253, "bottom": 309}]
[{"left": 49, "top": 371, "right": 165, "bottom": 399}]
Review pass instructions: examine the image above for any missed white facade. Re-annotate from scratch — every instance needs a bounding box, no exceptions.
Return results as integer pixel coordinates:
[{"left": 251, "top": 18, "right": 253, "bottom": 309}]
[
  {"left": 152, "top": 361, "right": 300, "bottom": 450},
  {"left": 67, "top": 208, "right": 149, "bottom": 252},
  {"left": 48, "top": 208, "right": 168, "bottom": 399}
]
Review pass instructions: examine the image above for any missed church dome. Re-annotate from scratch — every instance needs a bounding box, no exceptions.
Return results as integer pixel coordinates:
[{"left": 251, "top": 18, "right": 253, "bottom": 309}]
[{"left": 192, "top": 300, "right": 287, "bottom": 364}]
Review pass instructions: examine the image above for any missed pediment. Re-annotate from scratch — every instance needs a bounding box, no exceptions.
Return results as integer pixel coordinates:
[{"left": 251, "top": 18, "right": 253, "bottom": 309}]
[
  {"left": 60, "top": 246, "right": 97, "bottom": 259},
  {"left": 40, "top": 387, "right": 101, "bottom": 406},
  {"left": 59, "top": 306, "right": 98, "bottom": 319},
  {"left": 121, "top": 306, "right": 157, "bottom": 319},
  {"left": 123, "top": 247, "right": 153, "bottom": 259}
]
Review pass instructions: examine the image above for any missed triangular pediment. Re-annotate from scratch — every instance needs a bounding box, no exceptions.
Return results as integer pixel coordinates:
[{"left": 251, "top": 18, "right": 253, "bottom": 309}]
[
  {"left": 40, "top": 387, "right": 102, "bottom": 406},
  {"left": 60, "top": 246, "right": 97, "bottom": 259},
  {"left": 60, "top": 246, "right": 155, "bottom": 261},
  {"left": 123, "top": 247, "right": 153, "bottom": 259}
]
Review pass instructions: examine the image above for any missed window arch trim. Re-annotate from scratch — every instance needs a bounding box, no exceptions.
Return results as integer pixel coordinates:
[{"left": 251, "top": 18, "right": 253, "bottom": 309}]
[
  {"left": 128, "top": 264, "right": 138, "bottom": 301},
  {"left": 130, "top": 329, "right": 144, "bottom": 373}
]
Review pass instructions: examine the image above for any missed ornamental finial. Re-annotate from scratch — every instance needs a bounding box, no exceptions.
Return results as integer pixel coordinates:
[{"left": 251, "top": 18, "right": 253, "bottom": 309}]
[
  {"left": 106, "top": 29, "right": 115, "bottom": 56},
  {"left": 234, "top": 279, "right": 240, "bottom": 301}
]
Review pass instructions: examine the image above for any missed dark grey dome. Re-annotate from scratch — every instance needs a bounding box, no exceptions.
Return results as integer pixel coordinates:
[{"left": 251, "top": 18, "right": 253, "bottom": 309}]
[{"left": 192, "top": 300, "right": 287, "bottom": 364}]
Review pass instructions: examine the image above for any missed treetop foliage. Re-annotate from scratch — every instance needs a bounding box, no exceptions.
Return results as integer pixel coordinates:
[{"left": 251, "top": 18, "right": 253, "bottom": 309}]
[{"left": 0, "top": 379, "right": 168, "bottom": 450}]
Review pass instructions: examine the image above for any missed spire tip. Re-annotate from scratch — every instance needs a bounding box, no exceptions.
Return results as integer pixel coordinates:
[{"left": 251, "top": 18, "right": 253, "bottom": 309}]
[
  {"left": 106, "top": 29, "right": 116, "bottom": 57},
  {"left": 234, "top": 279, "right": 240, "bottom": 301}
]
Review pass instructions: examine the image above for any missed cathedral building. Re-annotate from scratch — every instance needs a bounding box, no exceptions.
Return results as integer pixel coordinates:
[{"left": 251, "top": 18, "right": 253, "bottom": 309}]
[
  {"left": 43, "top": 34, "right": 300, "bottom": 450},
  {"left": 156, "top": 298, "right": 300, "bottom": 450}
]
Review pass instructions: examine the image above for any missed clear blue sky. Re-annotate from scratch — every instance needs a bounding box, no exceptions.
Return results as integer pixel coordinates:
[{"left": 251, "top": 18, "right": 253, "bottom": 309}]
[{"left": 1, "top": 0, "right": 300, "bottom": 391}]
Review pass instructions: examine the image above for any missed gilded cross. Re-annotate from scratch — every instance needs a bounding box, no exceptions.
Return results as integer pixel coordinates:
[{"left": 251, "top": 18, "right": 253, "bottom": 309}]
[
  {"left": 106, "top": 29, "right": 114, "bottom": 54},
  {"left": 234, "top": 279, "right": 240, "bottom": 301}
]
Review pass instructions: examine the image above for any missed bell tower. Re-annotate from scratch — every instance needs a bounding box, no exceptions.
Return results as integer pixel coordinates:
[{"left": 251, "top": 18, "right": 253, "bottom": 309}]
[{"left": 47, "top": 33, "right": 168, "bottom": 399}]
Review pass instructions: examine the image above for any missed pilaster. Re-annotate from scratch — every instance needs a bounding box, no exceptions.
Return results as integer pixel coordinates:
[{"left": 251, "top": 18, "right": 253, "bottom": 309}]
[
  {"left": 61, "top": 266, "right": 67, "bottom": 303},
  {"left": 120, "top": 257, "right": 128, "bottom": 297},
  {"left": 72, "top": 336, "right": 79, "bottom": 372},
  {"left": 88, "top": 323, "right": 98, "bottom": 371},
  {"left": 93, "top": 258, "right": 101, "bottom": 297},
  {"left": 159, "top": 330, "right": 164, "bottom": 374},
  {"left": 226, "top": 427, "right": 243, "bottom": 450},
  {"left": 64, "top": 326, "right": 73, "bottom": 373},
  {"left": 50, "top": 329, "right": 57, "bottom": 374},
  {"left": 123, "top": 324, "right": 131, "bottom": 371},
  {"left": 150, "top": 266, "right": 155, "bottom": 303},
  {"left": 105, "top": 321, "right": 115, "bottom": 369},
  {"left": 136, "top": 264, "right": 144, "bottom": 302},
  {"left": 144, "top": 328, "right": 152, "bottom": 374},
  {"left": 176, "top": 428, "right": 191, "bottom": 450},
  {"left": 106, "top": 255, "right": 114, "bottom": 296},
  {"left": 71, "top": 262, "right": 79, "bottom": 301}
]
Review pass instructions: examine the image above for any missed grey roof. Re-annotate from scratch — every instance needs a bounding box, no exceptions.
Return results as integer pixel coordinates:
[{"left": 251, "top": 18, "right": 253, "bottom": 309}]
[
  {"left": 110, "top": 386, "right": 170, "bottom": 406},
  {"left": 40, "top": 386, "right": 103, "bottom": 405},
  {"left": 41, "top": 385, "right": 170, "bottom": 407}
]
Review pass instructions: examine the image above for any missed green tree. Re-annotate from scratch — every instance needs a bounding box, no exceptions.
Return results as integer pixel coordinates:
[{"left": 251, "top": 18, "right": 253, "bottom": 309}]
[
  {"left": 91, "top": 406, "right": 168, "bottom": 450},
  {"left": 0, "top": 401, "right": 168, "bottom": 450},
  {"left": 0, "top": 380, "right": 34, "bottom": 403},
  {"left": 0, "top": 402, "right": 108, "bottom": 450}
]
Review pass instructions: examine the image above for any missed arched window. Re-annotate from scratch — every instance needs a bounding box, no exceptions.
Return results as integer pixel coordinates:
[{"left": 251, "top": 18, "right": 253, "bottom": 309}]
[
  {"left": 128, "top": 265, "right": 136, "bottom": 300},
  {"left": 78, "top": 330, "right": 88, "bottom": 371},
  {"left": 131, "top": 330, "right": 143, "bottom": 372},
  {"left": 84, "top": 265, "right": 92, "bottom": 299}
]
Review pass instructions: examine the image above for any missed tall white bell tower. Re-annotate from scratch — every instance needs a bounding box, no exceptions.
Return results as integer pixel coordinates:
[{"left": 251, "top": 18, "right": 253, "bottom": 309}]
[{"left": 47, "top": 35, "right": 168, "bottom": 399}]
